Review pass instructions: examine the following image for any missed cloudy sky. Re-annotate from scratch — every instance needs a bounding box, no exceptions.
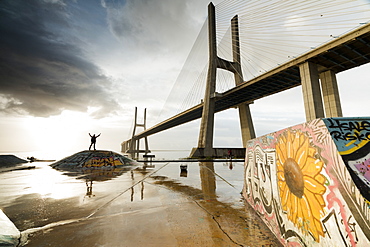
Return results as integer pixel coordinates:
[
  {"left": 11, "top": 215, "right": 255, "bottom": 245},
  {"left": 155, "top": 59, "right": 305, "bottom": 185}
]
[{"left": 0, "top": 0, "right": 369, "bottom": 158}]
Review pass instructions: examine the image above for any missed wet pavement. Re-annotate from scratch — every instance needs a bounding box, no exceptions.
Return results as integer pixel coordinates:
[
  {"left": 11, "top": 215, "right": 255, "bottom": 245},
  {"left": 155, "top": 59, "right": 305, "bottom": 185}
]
[{"left": 0, "top": 157, "right": 282, "bottom": 246}]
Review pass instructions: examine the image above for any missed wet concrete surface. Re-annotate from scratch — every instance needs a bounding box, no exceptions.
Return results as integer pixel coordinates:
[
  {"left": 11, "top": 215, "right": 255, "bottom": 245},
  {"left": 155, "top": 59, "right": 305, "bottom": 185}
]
[{"left": 0, "top": 158, "right": 282, "bottom": 246}]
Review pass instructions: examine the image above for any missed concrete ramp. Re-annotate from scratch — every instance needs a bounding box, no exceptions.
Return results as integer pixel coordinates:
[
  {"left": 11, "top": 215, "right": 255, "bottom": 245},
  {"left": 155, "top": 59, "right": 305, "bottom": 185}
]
[
  {"left": 242, "top": 117, "right": 370, "bottom": 246},
  {"left": 0, "top": 209, "right": 20, "bottom": 246}
]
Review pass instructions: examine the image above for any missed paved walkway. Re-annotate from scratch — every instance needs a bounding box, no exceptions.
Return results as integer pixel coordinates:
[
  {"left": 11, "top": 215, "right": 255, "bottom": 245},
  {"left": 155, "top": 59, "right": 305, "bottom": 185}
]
[{"left": 1, "top": 161, "right": 282, "bottom": 246}]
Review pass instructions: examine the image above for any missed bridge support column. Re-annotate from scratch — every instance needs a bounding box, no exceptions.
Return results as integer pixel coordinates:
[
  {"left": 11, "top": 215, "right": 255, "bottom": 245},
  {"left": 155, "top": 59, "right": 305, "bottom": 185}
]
[
  {"left": 320, "top": 70, "right": 343, "bottom": 117},
  {"left": 129, "top": 138, "right": 136, "bottom": 157},
  {"left": 231, "top": 15, "right": 255, "bottom": 146},
  {"left": 121, "top": 140, "right": 130, "bottom": 153},
  {"left": 238, "top": 103, "right": 255, "bottom": 144},
  {"left": 198, "top": 3, "right": 217, "bottom": 157},
  {"left": 299, "top": 61, "right": 325, "bottom": 121}
]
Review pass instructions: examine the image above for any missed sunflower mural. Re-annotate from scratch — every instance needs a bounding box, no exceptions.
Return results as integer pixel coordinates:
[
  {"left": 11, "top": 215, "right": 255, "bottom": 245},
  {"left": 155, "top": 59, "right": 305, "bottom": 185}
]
[{"left": 276, "top": 129, "right": 327, "bottom": 242}]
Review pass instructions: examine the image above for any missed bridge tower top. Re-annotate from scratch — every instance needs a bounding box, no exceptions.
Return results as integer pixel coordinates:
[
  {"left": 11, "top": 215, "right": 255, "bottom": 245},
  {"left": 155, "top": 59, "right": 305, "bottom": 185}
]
[{"left": 121, "top": 107, "right": 150, "bottom": 159}]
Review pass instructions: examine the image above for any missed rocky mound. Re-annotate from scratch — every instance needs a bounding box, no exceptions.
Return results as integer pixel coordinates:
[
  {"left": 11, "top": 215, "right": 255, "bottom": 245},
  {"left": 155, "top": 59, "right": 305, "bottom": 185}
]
[
  {"left": 0, "top": 155, "right": 28, "bottom": 168},
  {"left": 50, "top": 150, "right": 138, "bottom": 181},
  {"left": 50, "top": 150, "right": 137, "bottom": 171}
]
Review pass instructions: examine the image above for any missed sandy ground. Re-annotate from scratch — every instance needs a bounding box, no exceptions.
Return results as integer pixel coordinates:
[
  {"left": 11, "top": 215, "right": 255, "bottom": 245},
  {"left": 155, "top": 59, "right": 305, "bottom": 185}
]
[{"left": 0, "top": 159, "right": 282, "bottom": 247}]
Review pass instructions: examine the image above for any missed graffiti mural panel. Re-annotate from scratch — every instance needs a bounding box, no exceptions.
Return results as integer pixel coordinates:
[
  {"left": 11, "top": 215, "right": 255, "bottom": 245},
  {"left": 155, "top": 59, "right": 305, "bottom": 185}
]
[{"left": 243, "top": 118, "right": 370, "bottom": 246}]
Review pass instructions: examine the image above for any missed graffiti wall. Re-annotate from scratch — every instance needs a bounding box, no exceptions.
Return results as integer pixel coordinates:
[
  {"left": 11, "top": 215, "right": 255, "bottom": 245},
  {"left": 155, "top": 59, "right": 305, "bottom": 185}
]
[
  {"left": 83, "top": 155, "right": 124, "bottom": 168},
  {"left": 242, "top": 117, "right": 370, "bottom": 246}
]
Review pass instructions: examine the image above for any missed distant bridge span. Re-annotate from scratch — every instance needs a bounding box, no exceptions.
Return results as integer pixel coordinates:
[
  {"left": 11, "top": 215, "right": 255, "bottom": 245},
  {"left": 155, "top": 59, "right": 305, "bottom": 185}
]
[{"left": 133, "top": 22, "right": 370, "bottom": 140}]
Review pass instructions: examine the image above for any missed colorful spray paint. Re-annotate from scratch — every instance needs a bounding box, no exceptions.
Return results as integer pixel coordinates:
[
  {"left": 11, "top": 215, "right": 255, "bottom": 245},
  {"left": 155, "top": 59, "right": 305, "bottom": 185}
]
[{"left": 242, "top": 117, "right": 370, "bottom": 246}]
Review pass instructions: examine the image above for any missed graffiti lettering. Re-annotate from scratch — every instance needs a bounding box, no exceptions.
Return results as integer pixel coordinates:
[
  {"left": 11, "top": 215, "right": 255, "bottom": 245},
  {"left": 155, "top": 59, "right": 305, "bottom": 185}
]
[
  {"left": 341, "top": 215, "right": 358, "bottom": 243},
  {"left": 259, "top": 166, "right": 273, "bottom": 214},
  {"left": 258, "top": 148, "right": 274, "bottom": 214},
  {"left": 330, "top": 131, "right": 370, "bottom": 142},
  {"left": 327, "top": 119, "right": 370, "bottom": 132},
  {"left": 245, "top": 147, "right": 274, "bottom": 214},
  {"left": 327, "top": 119, "right": 370, "bottom": 142},
  {"left": 332, "top": 160, "right": 370, "bottom": 240},
  {"left": 322, "top": 210, "right": 349, "bottom": 246},
  {"left": 83, "top": 156, "right": 123, "bottom": 168},
  {"left": 272, "top": 198, "right": 306, "bottom": 246}
]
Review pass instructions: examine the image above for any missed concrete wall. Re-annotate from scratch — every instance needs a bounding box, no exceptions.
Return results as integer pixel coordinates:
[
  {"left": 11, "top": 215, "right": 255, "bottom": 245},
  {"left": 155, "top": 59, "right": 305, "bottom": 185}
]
[{"left": 242, "top": 117, "right": 370, "bottom": 246}]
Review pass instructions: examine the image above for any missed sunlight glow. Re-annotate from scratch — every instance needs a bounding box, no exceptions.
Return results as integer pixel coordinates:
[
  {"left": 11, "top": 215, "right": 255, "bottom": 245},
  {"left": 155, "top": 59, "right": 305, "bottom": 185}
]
[
  {"left": 22, "top": 110, "right": 95, "bottom": 153},
  {"left": 25, "top": 165, "right": 82, "bottom": 200}
]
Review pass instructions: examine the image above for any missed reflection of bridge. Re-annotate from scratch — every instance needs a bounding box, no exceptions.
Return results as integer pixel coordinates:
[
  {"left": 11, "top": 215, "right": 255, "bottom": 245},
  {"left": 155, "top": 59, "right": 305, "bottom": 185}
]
[{"left": 122, "top": 1, "right": 370, "bottom": 158}]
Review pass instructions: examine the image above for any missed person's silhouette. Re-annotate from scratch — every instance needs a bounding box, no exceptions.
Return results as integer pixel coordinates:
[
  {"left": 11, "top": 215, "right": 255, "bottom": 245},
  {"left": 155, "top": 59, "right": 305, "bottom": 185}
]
[{"left": 89, "top": 133, "right": 101, "bottom": 150}]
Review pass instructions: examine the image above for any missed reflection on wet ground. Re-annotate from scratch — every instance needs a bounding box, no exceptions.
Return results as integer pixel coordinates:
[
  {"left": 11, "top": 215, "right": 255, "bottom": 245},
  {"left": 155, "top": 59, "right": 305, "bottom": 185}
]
[{"left": 0, "top": 159, "right": 282, "bottom": 246}]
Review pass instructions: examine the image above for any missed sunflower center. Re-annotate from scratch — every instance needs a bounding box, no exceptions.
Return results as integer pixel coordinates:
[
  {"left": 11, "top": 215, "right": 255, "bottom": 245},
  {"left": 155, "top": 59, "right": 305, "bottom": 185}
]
[{"left": 283, "top": 158, "right": 304, "bottom": 198}]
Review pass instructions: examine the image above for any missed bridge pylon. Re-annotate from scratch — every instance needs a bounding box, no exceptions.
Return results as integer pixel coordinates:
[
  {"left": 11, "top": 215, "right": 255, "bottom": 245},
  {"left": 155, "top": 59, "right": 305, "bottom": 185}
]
[
  {"left": 121, "top": 107, "right": 150, "bottom": 159},
  {"left": 195, "top": 3, "right": 255, "bottom": 158},
  {"left": 299, "top": 61, "right": 343, "bottom": 121}
]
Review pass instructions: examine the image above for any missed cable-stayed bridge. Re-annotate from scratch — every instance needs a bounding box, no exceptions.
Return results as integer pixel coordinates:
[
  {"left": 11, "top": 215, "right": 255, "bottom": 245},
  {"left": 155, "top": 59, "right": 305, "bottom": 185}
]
[{"left": 122, "top": 0, "right": 370, "bottom": 158}]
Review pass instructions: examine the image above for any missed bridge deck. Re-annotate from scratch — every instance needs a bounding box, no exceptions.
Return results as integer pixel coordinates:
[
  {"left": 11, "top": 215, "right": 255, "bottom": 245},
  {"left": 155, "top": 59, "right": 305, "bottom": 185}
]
[{"left": 133, "top": 23, "right": 370, "bottom": 140}]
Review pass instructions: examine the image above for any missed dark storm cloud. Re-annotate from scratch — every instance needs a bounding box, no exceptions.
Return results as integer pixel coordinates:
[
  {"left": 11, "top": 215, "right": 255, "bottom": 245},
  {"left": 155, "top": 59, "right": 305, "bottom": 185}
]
[{"left": 0, "top": 0, "right": 120, "bottom": 118}]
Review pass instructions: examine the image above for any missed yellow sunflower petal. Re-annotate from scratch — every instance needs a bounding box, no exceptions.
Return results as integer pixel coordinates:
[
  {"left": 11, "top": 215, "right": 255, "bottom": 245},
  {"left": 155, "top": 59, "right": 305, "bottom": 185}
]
[
  {"left": 292, "top": 132, "right": 302, "bottom": 158},
  {"left": 301, "top": 196, "right": 312, "bottom": 224},
  {"left": 296, "top": 138, "right": 310, "bottom": 168},
  {"left": 278, "top": 180, "right": 284, "bottom": 188},
  {"left": 315, "top": 193, "right": 326, "bottom": 207},
  {"left": 277, "top": 171, "right": 285, "bottom": 181},
  {"left": 303, "top": 208, "right": 321, "bottom": 239},
  {"left": 296, "top": 197, "right": 304, "bottom": 224},
  {"left": 308, "top": 221, "right": 320, "bottom": 242},
  {"left": 306, "top": 217, "right": 324, "bottom": 242},
  {"left": 291, "top": 195, "right": 298, "bottom": 223},
  {"left": 281, "top": 184, "right": 290, "bottom": 210},
  {"left": 287, "top": 131, "right": 295, "bottom": 158},
  {"left": 304, "top": 175, "right": 326, "bottom": 194},
  {"left": 305, "top": 213, "right": 317, "bottom": 238},
  {"left": 299, "top": 132, "right": 306, "bottom": 146},
  {"left": 304, "top": 190, "right": 324, "bottom": 221},
  {"left": 314, "top": 218, "right": 325, "bottom": 238},
  {"left": 276, "top": 156, "right": 284, "bottom": 171},
  {"left": 288, "top": 192, "right": 296, "bottom": 214},
  {"left": 279, "top": 181, "right": 288, "bottom": 197},
  {"left": 308, "top": 146, "right": 316, "bottom": 157},
  {"left": 315, "top": 174, "right": 326, "bottom": 184},
  {"left": 276, "top": 143, "right": 286, "bottom": 166},
  {"left": 301, "top": 157, "right": 323, "bottom": 177}
]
